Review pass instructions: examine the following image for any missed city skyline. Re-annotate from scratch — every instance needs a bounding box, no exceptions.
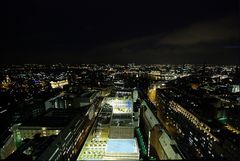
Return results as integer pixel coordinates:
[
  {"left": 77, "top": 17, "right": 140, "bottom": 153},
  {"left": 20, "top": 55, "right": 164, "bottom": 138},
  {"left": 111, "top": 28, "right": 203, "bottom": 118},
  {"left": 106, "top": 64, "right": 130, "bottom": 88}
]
[
  {"left": 1, "top": 63, "right": 240, "bottom": 160},
  {"left": 2, "top": 1, "right": 240, "bottom": 160}
]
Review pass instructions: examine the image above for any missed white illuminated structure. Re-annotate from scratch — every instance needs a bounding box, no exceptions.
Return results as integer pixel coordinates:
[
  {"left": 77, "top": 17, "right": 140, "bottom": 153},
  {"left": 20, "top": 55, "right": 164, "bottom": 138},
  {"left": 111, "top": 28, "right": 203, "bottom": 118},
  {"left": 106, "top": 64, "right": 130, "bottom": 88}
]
[
  {"left": 50, "top": 79, "right": 68, "bottom": 89},
  {"left": 107, "top": 98, "right": 133, "bottom": 114},
  {"left": 104, "top": 139, "right": 139, "bottom": 160}
]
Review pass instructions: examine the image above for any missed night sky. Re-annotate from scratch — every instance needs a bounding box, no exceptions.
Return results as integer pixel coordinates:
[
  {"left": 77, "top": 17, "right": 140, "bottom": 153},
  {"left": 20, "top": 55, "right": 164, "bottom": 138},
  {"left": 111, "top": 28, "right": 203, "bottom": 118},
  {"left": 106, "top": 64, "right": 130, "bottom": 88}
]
[{"left": 4, "top": 0, "right": 240, "bottom": 64}]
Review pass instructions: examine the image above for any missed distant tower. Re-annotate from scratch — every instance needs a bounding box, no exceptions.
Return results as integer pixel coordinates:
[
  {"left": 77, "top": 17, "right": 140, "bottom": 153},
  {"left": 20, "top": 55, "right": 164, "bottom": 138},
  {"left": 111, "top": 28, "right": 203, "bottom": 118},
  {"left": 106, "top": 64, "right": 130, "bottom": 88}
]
[
  {"left": 200, "top": 64, "right": 206, "bottom": 82},
  {"left": 6, "top": 75, "right": 11, "bottom": 83},
  {"left": 1, "top": 75, "right": 11, "bottom": 89},
  {"left": 236, "top": 65, "right": 240, "bottom": 74},
  {"left": 202, "top": 64, "right": 206, "bottom": 76},
  {"left": 234, "top": 65, "right": 240, "bottom": 83}
]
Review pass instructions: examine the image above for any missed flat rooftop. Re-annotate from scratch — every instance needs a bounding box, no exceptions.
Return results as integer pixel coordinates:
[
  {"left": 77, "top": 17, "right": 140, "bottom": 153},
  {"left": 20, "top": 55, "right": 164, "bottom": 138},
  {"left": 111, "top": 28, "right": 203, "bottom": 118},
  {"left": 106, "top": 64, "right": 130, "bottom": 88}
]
[
  {"left": 106, "top": 139, "right": 138, "bottom": 154},
  {"left": 111, "top": 119, "right": 133, "bottom": 127},
  {"left": 80, "top": 91, "right": 97, "bottom": 98},
  {"left": 20, "top": 108, "right": 86, "bottom": 128},
  {"left": 7, "top": 135, "right": 57, "bottom": 160},
  {"left": 111, "top": 113, "right": 133, "bottom": 126}
]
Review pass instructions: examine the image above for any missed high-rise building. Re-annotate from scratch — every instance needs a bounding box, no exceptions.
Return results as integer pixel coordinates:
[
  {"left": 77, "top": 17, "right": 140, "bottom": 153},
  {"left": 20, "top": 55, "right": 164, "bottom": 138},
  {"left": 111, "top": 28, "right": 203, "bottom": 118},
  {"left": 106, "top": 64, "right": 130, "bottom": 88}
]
[{"left": 78, "top": 89, "right": 140, "bottom": 160}]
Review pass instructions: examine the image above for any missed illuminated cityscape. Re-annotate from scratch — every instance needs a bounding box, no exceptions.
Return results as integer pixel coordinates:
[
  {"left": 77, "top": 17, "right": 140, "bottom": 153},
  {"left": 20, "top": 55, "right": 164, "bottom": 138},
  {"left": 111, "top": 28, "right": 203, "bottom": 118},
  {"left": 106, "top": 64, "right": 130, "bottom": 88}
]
[
  {"left": 0, "top": 64, "right": 239, "bottom": 160},
  {"left": 3, "top": 0, "right": 240, "bottom": 160}
]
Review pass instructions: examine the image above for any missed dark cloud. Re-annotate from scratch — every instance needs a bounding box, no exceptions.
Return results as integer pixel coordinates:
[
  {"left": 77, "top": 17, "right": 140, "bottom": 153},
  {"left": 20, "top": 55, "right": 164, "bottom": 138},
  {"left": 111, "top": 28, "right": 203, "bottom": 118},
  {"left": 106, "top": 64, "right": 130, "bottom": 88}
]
[
  {"left": 159, "top": 17, "right": 240, "bottom": 45},
  {"left": 4, "top": 0, "right": 240, "bottom": 64},
  {"left": 86, "top": 16, "right": 240, "bottom": 64}
]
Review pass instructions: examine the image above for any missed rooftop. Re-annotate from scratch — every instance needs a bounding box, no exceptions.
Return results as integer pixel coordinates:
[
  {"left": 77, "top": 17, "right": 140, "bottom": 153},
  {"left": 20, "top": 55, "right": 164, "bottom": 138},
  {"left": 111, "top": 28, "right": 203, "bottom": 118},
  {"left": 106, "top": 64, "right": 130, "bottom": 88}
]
[
  {"left": 20, "top": 108, "right": 86, "bottom": 128},
  {"left": 7, "top": 135, "right": 56, "bottom": 161},
  {"left": 80, "top": 91, "right": 98, "bottom": 98},
  {"left": 106, "top": 139, "right": 138, "bottom": 154}
]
